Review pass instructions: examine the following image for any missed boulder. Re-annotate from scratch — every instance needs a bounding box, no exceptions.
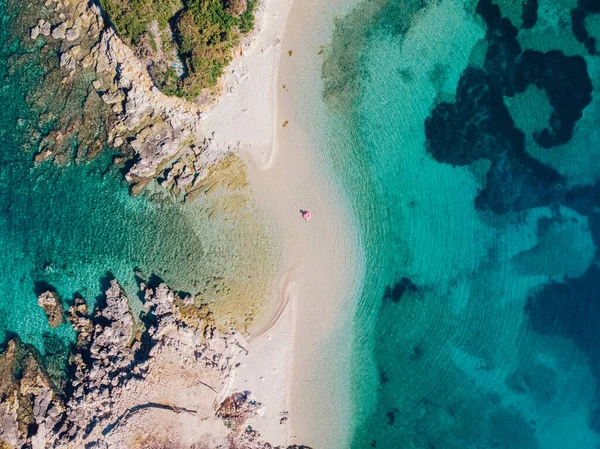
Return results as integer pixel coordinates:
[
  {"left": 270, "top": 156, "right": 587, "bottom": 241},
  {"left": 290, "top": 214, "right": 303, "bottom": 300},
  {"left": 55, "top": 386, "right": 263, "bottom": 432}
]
[
  {"left": 51, "top": 22, "right": 68, "bottom": 40},
  {"left": 66, "top": 297, "right": 93, "bottom": 347},
  {"left": 37, "top": 291, "right": 64, "bottom": 328}
]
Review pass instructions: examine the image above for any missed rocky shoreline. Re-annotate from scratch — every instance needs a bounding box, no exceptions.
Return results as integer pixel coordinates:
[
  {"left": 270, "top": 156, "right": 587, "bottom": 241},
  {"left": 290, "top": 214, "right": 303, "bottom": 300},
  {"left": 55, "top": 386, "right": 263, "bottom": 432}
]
[
  {"left": 22, "top": 0, "right": 239, "bottom": 198},
  {"left": 0, "top": 1, "right": 304, "bottom": 447},
  {"left": 1, "top": 279, "right": 308, "bottom": 449}
]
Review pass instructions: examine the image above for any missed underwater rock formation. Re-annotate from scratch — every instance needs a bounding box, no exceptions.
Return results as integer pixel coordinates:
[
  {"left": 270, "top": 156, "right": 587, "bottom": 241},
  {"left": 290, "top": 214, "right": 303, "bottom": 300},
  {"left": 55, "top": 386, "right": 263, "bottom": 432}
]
[
  {"left": 424, "top": 0, "right": 592, "bottom": 214},
  {"left": 571, "top": 0, "right": 600, "bottom": 55},
  {"left": 383, "top": 277, "right": 418, "bottom": 303}
]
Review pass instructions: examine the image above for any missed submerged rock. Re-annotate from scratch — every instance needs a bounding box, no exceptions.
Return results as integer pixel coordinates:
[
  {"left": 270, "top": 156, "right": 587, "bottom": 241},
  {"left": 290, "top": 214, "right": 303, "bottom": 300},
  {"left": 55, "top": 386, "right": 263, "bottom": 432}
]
[{"left": 383, "top": 277, "right": 418, "bottom": 303}]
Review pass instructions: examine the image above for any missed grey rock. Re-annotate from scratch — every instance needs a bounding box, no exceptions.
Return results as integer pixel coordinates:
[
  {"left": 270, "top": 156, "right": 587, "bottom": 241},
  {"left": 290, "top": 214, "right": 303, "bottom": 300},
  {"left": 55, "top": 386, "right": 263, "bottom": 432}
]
[
  {"left": 39, "top": 19, "right": 51, "bottom": 37},
  {"left": 65, "top": 26, "right": 80, "bottom": 41},
  {"left": 31, "top": 25, "right": 41, "bottom": 40},
  {"left": 60, "top": 52, "right": 76, "bottom": 72},
  {"left": 37, "top": 290, "right": 64, "bottom": 328},
  {"left": 51, "top": 22, "right": 68, "bottom": 40}
]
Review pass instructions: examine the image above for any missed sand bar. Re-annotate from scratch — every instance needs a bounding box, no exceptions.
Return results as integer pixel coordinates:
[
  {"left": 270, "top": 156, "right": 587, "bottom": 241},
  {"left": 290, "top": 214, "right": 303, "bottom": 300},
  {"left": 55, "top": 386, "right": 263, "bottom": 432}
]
[{"left": 205, "top": 0, "right": 367, "bottom": 447}]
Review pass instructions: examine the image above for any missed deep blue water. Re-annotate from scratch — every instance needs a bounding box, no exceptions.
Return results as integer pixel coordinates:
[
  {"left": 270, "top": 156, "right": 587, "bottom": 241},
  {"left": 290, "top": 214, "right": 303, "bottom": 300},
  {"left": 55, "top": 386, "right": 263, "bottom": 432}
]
[{"left": 322, "top": 0, "right": 600, "bottom": 447}]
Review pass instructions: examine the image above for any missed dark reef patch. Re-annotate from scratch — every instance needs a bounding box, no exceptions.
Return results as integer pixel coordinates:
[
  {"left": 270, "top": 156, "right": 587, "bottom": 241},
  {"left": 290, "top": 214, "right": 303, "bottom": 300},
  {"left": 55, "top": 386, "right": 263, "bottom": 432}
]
[
  {"left": 386, "top": 409, "right": 397, "bottom": 425},
  {"left": 425, "top": 68, "right": 519, "bottom": 166},
  {"left": 411, "top": 345, "right": 424, "bottom": 360},
  {"left": 564, "top": 181, "right": 600, "bottom": 253},
  {"left": 525, "top": 265, "right": 600, "bottom": 366},
  {"left": 380, "top": 369, "right": 390, "bottom": 384},
  {"left": 571, "top": 0, "right": 600, "bottom": 56},
  {"left": 477, "top": 0, "right": 592, "bottom": 148},
  {"left": 525, "top": 263, "right": 600, "bottom": 430},
  {"left": 383, "top": 277, "right": 418, "bottom": 303},
  {"left": 473, "top": 151, "right": 562, "bottom": 214},
  {"left": 424, "top": 0, "right": 592, "bottom": 214},
  {"left": 518, "top": 50, "right": 592, "bottom": 149},
  {"left": 521, "top": 0, "right": 538, "bottom": 29}
]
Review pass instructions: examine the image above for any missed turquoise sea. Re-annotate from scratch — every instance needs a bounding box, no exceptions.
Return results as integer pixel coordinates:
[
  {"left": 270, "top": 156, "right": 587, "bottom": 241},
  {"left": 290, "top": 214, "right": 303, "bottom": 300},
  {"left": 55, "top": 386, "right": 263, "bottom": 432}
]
[
  {"left": 3, "top": 0, "right": 600, "bottom": 446},
  {"left": 320, "top": 0, "right": 600, "bottom": 447},
  {"left": 0, "top": 0, "right": 273, "bottom": 376}
]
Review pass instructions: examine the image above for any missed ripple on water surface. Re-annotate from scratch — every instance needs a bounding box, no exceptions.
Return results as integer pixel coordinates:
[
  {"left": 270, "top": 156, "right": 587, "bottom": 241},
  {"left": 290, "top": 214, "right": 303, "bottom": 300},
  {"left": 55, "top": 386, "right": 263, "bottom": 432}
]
[{"left": 323, "top": 0, "right": 600, "bottom": 447}]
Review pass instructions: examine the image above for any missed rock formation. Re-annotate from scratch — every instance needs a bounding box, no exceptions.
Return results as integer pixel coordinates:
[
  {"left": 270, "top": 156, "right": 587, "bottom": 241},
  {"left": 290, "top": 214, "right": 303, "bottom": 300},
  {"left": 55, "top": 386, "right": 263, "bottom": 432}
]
[
  {"left": 58, "top": 280, "right": 142, "bottom": 441},
  {"left": 1, "top": 278, "right": 307, "bottom": 449},
  {"left": 23, "top": 0, "right": 233, "bottom": 196},
  {"left": 0, "top": 338, "right": 65, "bottom": 449},
  {"left": 37, "top": 291, "right": 64, "bottom": 328}
]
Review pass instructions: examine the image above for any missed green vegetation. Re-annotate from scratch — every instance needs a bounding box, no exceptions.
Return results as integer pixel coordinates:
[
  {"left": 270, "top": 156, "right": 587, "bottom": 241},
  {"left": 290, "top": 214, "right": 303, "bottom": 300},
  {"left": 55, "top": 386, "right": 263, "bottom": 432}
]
[
  {"left": 99, "top": 0, "right": 182, "bottom": 43},
  {"left": 99, "top": 0, "right": 258, "bottom": 100}
]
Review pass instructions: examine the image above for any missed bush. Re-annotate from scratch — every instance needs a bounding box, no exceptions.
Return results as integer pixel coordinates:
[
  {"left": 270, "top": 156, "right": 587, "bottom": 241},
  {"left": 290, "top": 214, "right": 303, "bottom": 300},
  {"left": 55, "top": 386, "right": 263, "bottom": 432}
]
[
  {"left": 238, "top": 0, "right": 257, "bottom": 34},
  {"left": 99, "top": 0, "right": 258, "bottom": 99},
  {"left": 99, "top": 0, "right": 182, "bottom": 43}
]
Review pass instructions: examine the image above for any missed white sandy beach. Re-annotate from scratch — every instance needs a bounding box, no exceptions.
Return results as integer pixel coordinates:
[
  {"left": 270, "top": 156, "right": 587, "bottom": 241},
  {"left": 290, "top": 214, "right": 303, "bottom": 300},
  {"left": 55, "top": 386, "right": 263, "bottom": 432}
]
[{"left": 204, "top": 0, "right": 365, "bottom": 447}]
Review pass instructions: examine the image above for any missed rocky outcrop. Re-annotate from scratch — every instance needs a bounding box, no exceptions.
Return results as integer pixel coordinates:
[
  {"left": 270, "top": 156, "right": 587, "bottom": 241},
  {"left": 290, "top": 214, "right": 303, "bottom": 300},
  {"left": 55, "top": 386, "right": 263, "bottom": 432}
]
[
  {"left": 66, "top": 296, "right": 93, "bottom": 348},
  {"left": 216, "top": 391, "right": 259, "bottom": 426},
  {"left": 7, "top": 277, "right": 302, "bottom": 449},
  {"left": 37, "top": 291, "right": 64, "bottom": 328},
  {"left": 93, "top": 29, "right": 200, "bottom": 179},
  {"left": 59, "top": 280, "right": 142, "bottom": 441},
  {"left": 26, "top": 0, "right": 226, "bottom": 196},
  {"left": 0, "top": 339, "right": 65, "bottom": 449}
]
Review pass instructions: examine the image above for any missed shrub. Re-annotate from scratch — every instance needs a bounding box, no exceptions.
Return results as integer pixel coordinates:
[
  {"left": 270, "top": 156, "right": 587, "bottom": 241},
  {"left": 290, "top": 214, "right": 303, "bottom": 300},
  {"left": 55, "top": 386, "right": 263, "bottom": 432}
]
[{"left": 99, "top": 0, "right": 258, "bottom": 99}]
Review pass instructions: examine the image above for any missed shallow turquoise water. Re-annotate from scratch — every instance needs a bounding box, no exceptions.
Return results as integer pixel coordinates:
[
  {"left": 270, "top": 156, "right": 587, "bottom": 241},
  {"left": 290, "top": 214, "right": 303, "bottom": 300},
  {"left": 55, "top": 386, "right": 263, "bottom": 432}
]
[
  {"left": 0, "top": 0, "right": 272, "bottom": 368},
  {"left": 0, "top": 5, "right": 202, "bottom": 352},
  {"left": 322, "top": 0, "right": 600, "bottom": 447},
  {"left": 3, "top": 0, "right": 600, "bottom": 445}
]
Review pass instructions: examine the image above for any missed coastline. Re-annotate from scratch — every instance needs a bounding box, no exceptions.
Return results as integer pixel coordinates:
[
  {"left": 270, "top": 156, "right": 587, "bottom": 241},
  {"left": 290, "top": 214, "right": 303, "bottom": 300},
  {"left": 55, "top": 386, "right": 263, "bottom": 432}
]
[
  {"left": 0, "top": 0, "right": 368, "bottom": 446},
  {"left": 271, "top": 2, "right": 365, "bottom": 446},
  {"left": 201, "top": 0, "right": 296, "bottom": 445},
  {"left": 205, "top": 0, "right": 367, "bottom": 447},
  {"left": 41, "top": 1, "right": 600, "bottom": 449}
]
